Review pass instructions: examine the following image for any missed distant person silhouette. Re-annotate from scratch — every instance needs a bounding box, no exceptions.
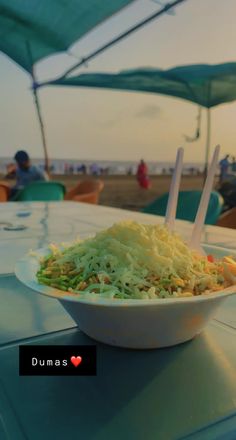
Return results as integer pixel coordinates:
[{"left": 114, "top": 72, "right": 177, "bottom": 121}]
[
  {"left": 219, "top": 154, "right": 230, "bottom": 183},
  {"left": 90, "top": 163, "right": 100, "bottom": 176},
  {"left": 9, "top": 150, "right": 48, "bottom": 199},
  {"left": 136, "top": 159, "right": 151, "bottom": 189},
  {"left": 231, "top": 156, "right": 236, "bottom": 173}
]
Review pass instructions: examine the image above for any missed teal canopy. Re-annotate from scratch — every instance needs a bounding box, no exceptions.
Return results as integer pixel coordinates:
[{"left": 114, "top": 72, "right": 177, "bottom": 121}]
[
  {"left": 46, "top": 62, "right": 236, "bottom": 108},
  {"left": 0, "top": 0, "right": 135, "bottom": 72}
]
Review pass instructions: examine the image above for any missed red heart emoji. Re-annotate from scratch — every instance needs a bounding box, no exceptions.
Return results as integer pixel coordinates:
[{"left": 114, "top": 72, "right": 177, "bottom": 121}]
[{"left": 71, "top": 356, "right": 82, "bottom": 367}]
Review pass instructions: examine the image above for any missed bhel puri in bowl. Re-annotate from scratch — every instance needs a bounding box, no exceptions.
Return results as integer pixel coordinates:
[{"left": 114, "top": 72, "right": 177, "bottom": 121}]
[{"left": 15, "top": 221, "right": 236, "bottom": 349}]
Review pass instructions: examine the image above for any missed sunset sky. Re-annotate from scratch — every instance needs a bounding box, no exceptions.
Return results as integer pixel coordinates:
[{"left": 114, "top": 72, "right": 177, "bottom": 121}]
[{"left": 1, "top": 0, "right": 236, "bottom": 164}]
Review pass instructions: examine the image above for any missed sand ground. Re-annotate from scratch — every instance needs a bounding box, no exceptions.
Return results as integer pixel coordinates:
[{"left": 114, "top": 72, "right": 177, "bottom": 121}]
[
  {"left": 50, "top": 174, "right": 207, "bottom": 211},
  {"left": 1, "top": 173, "right": 212, "bottom": 211}
]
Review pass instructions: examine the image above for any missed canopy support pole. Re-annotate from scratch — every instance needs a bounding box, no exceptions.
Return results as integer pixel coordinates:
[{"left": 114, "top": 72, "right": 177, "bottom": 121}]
[
  {"left": 32, "top": 86, "right": 50, "bottom": 175},
  {"left": 26, "top": 41, "right": 49, "bottom": 174},
  {"left": 203, "top": 107, "right": 211, "bottom": 181}
]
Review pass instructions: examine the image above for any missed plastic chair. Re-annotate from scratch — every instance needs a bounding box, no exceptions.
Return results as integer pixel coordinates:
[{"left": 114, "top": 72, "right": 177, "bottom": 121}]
[
  {"left": 0, "top": 182, "right": 10, "bottom": 202},
  {"left": 65, "top": 179, "right": 104, "bottom": 204},
  {"left": 15, "top": 182, "right": 66, "bottom": 201},
  {"left": 142, "top": 190, "right": 223, "bottom": 225},
  {"left": 216, "top": 207, "right": 236, "bottom": 229}
]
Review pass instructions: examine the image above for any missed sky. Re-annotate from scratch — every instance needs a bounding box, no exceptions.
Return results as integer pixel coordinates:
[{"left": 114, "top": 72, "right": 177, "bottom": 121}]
[{"left": 1, "top": 0, "right": 236, "bottom": 164}]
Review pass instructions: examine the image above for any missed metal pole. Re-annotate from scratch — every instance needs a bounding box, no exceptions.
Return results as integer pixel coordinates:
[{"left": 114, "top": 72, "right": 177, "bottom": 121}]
[
  {"left": 203, "top": 107, "right": 211, "bottom": 181},
  {"left": 32, "top": 85, "right": 50, "bottom": 175},
  {"left": 26, "top": 42, "right": 50, "bottom": 174}
]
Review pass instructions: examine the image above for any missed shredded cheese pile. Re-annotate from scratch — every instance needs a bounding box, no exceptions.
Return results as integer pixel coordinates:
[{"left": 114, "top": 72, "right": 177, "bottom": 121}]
[{"left": 36, "top": 221, "right": 231, "bottom": 299}]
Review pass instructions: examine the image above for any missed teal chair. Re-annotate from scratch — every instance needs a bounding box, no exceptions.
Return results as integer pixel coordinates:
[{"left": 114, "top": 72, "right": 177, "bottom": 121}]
[
  {"left": 15, "top": 181, "right": 66, "bottom": 201},
  {"left": 142, "top": 190, "right": 223, "bottom": 225}
]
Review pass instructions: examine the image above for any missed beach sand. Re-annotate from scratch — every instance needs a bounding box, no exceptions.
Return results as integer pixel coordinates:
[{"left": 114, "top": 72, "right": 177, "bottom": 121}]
[
  {"left": 51, "top": 174, "right": 206, "bottom": 211},
  {"left": 1, "top": 172, "right": 219, "bottom": 211}
]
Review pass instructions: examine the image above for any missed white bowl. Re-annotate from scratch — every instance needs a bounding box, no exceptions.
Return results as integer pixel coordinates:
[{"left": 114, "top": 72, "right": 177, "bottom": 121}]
[{"left": 15, "top": 244, "right": 236, "bottom": 349}]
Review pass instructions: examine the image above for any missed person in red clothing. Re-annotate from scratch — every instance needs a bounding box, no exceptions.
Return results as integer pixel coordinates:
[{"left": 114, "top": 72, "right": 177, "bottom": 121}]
[{"left": 136, "top": 159, "right": 151, "bottom": 189}]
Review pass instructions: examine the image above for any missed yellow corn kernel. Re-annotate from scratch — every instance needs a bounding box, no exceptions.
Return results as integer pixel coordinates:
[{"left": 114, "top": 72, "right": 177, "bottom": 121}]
[
  {"left": 172, "top": 277, "right": 185, "bottom": 287},
  {"left": 178, "top": 291, "right": 193, "bottom": 297}
]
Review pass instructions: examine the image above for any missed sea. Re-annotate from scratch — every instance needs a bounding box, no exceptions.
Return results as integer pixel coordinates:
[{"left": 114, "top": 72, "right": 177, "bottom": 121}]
[{"left": 0, "top": 158, "right": 205, "bottom": 176}]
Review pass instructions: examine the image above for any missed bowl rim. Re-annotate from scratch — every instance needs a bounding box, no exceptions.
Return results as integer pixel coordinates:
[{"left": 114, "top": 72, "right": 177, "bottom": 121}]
[{"left": 14, "top": 244, "right": 236, "bottom": 307}]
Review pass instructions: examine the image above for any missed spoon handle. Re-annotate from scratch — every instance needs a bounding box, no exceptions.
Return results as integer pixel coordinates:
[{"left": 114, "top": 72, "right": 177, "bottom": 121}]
[
  {"left": 165, "top": 147, "right": 184, "bottom": 231},
  {"left": 190, "top": 144, "right": 220, "bottom": 250}
]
